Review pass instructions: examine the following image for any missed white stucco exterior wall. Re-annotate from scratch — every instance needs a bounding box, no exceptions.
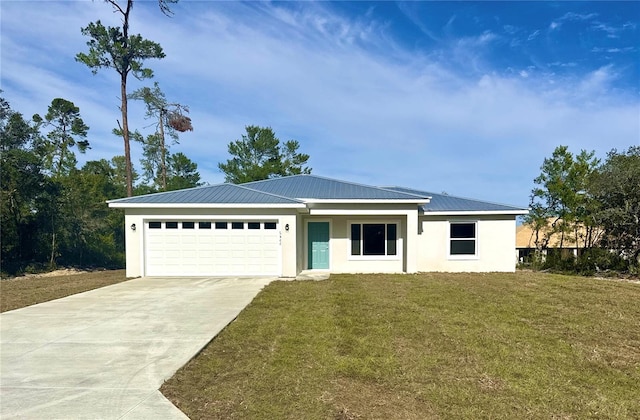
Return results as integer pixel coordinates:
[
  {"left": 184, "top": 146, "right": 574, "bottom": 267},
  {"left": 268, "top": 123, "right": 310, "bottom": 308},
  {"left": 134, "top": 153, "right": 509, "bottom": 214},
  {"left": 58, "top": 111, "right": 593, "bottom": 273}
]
[
  {"left": 304, "top": 215, "right": 406, "bottom": 274},
  {"left": 121, "top": 208, "right": 299, "bottom": 278},
  {"left": 279, "top": 213, "right": 298, "bottom": 277},
  {"left": 418, "top": 215, "right": 517, "bottom": 272},
  {"left": 124, "top": 213, "right": 143, "bottom": 278}
]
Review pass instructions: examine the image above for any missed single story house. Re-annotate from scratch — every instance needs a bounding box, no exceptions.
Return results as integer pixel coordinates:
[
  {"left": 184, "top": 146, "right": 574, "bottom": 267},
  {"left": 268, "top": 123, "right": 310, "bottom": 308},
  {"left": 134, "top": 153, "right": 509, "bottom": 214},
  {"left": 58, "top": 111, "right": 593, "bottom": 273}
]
[{"left": 108, "top": 174, "right": 528, "bottom": 277}]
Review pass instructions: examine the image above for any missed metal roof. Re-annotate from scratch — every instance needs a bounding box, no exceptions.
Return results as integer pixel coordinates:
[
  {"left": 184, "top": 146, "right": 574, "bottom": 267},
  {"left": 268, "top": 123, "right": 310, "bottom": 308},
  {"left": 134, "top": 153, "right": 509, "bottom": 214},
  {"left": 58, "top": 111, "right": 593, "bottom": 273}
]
[
  {"left": 107, "top": 175, "right": 525, "bottom": 214},
  {"left": 245, "top": 174, "right": 430, "bottom": 200},
  {"left": 383, "top": 186, "right": 527, "bottom": 213},
  {"left": 107, "top": 183, "right": 303, "bottom": 205}
]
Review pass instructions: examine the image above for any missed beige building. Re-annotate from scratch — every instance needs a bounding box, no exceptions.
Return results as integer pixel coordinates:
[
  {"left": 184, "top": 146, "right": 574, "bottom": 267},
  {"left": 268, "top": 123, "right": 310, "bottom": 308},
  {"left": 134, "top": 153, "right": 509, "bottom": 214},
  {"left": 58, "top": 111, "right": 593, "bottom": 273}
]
[{"left": 516, "top": 219, "right": 602, "bottom": 261}]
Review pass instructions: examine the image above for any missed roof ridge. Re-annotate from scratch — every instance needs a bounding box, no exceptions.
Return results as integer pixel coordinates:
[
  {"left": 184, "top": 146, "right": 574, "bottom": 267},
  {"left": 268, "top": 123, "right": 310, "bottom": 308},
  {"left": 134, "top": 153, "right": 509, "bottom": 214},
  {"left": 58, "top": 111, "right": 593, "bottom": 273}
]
[
  {"left": 107, "top": 182, "right": 228, "bottom": 203},
  {"left": 377, "top": 185, "right": 432, "bottom": 199},
  {"left": 384, "top": 186, "right": 527, "bottom": 210},
  {"left": 232, "top": 183, "right": 304, "bottom": 203},
  {"left": 245, "top": 174, "right": 430, "bottom": 200}
]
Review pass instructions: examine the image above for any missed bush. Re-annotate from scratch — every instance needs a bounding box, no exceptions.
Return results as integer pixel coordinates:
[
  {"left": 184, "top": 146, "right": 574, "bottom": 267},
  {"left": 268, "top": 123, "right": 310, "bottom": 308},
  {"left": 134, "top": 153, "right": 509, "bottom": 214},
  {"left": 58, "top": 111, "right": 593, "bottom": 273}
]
[
  {"left": 542, "top": 250, "right": 576, "bottom": 272},
  {"left": 576, "top": 248, "right": 628, "bottom": 275}
]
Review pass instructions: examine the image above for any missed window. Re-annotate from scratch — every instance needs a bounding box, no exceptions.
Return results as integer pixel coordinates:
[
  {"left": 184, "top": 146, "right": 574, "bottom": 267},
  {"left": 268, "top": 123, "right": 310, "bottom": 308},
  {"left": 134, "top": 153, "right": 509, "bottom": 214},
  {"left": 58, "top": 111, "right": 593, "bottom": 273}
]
[
  {"left": 264, "top": 222, "right": 277, "bottom": 230},
  {"left": 215, "top": 222, "right": 228, "bottom": 229},
  {"left": 166, "top": 222, "right": 178, "bottom": 229},
  {"left": 149, "top": 222, "right": 161, "bottom": 229},
  {"left": 248, "top": 222, "right": 260, "bottom": 230},
  {"left": 450, "top": 222, "right": 476, "bottom": 256},
  {"left": 182, "top": 222, "right": 195, "bottom": 229},
  {"left": 199, "top": 222, "right": 211, "bottom": 229},
  {"left": 350, "top": 223, "right": 397, "bottom": 257},
  {"left": 232, "top": 222, "right": 244, "bottom": 230}
]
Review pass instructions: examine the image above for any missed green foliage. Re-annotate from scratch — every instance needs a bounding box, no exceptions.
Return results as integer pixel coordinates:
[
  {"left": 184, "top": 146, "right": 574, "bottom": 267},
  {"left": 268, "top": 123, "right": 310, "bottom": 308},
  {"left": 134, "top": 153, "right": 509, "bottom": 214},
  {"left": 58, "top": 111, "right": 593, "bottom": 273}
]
[
  {"left": 76, "top": 20, "right": 164, "bottom": 79},
  {"left": 33, "top": 98, "right": 90, "bottom": 177},
  {"left": 527, "top": 145, "right": 599, "bottom": 251},
  {"left": 1, "top": 97, "right": 134, "bottom": 275},
  {"left": 576, "top": 248, "right": 629, "bottom": 276},
  {"left": 528, "top": 145, "right": 639, "bottom": 275},
  {"left": 0, "top": 97, "right": 46, "bottom": 274},
  {"left": 218, "top": 125, "right": 311, "bottom": 183},
  {"left": 166, "top": 152, "right": 202, "bottom": 191},
  {"left": 589, "top": 146, "right": 640, "bottom": 269}
]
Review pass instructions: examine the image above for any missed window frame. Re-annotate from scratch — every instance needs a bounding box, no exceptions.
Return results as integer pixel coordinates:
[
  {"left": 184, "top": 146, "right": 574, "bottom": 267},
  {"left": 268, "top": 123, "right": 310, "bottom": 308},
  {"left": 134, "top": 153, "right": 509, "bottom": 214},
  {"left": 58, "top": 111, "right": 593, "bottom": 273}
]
[
  {"left": 348, "top": 220, "right": 400, "bottom": 260},
  {"left": 448, "top": 221, "right": 479, "bottom": 259}
]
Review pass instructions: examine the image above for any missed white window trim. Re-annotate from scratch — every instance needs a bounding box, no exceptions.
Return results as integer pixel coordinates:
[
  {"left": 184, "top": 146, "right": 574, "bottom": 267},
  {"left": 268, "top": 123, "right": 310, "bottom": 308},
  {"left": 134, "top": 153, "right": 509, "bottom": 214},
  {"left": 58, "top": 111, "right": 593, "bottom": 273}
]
[
  {"left": 448, "top": 221, "right": 479, "bottom": 260},
  {"left": 348, "top": 220, "right": 401, "bottom": 261}
]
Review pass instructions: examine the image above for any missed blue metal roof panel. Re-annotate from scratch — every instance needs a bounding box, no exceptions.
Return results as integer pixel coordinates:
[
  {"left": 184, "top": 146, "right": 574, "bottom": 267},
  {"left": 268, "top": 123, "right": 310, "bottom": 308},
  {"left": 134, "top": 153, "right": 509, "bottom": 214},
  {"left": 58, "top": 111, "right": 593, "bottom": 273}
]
[
  {"left": 385, "top": 186, "right": 526, "bottom": 212},
  {"left": 245, "top": 175, "right": 429, "bottom": 200},
  {"left": 108, "top": 183, "right": 303, "bottom": 204}
]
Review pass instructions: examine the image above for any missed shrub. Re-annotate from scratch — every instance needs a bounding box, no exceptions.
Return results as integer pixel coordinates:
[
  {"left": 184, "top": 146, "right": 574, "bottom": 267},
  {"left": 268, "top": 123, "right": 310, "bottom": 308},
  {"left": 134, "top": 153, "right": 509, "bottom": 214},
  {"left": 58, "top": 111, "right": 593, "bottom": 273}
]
[{"left": 576, "top": 248, "right": 628, "bottom": 275}]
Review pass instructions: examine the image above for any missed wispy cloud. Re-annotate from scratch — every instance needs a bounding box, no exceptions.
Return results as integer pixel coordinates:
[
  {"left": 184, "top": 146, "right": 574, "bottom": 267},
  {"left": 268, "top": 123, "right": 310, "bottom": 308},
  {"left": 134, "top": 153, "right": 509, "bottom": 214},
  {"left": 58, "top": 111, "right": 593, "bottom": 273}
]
[
  {"left": 1, "top": 1, "right": 637, "bottom": 207},
  {"left": 591, "top": 20, "right": 637, "bottom": 38},
  {"left": 550, "top": 11, "right": 598, "bottom": 30},
  {"left": 592, "top": 46, "right": 636, "bottom": 54}
]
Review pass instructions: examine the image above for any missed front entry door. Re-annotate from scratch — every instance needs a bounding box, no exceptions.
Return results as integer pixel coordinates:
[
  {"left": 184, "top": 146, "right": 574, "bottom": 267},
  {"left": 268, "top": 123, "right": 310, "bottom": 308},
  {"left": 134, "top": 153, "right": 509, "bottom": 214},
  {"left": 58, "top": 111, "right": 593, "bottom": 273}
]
[{"left": 308, "top": 222, "right": 329, "bottom": 269}]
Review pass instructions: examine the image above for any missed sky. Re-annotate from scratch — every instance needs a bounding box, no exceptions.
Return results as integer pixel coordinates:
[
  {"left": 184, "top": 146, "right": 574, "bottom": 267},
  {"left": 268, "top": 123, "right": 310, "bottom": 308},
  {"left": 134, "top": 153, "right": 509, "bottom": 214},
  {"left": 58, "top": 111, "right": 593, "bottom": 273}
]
[{"left": 2, "top": 1, "right": 639, "bottom": 207}]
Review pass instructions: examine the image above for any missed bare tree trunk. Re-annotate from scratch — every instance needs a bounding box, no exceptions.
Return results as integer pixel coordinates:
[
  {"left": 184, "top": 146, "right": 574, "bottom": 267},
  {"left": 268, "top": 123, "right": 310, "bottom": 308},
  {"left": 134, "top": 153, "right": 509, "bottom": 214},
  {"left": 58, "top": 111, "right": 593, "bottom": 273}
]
[
  {"left": 121, "top": 0, "right": 134, "bottom": 197},
  {"left": 121, "top": 74, "right": 133, "bottom": 197},
  {"left": 159, "top": 109, "right": 167, "bottom": 191},
  {"left": 49, "top": 214, "right": 56, "bottom": 269}
]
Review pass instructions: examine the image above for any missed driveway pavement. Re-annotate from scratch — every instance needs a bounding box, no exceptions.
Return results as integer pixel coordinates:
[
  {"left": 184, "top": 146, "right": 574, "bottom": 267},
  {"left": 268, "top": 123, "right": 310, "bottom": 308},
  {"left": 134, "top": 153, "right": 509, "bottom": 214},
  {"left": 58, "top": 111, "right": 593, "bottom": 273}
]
[{"left": 0, "top": 276, "right": 275, "bottom": 419}]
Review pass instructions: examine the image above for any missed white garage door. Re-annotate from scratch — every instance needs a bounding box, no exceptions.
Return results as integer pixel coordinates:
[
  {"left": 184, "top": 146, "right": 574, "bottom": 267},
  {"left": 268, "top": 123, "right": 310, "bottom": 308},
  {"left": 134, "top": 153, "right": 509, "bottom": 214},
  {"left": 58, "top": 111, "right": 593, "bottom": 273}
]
[{"left": 145, "top": 220, "right": 281, "bottom": 276}]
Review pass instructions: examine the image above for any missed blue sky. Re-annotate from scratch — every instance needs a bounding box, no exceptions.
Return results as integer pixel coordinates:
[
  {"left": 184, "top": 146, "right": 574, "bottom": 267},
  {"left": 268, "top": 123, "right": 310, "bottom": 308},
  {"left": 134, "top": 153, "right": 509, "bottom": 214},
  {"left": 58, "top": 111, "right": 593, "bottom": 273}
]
[{"left": 2, "top": 1, "right": 638, "bottom": 207}]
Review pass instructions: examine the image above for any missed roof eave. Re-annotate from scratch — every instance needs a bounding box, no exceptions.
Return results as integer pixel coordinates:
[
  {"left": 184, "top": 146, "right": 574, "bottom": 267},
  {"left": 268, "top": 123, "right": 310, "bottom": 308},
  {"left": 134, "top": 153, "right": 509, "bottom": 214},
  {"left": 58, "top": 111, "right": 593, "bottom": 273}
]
[
  {"left": 302, "top": 199, "right": 430, "bottom": 205},
  {"left": 107, "top": 202, "right": 307, "bottom": 209},
  {"left": 421, "top": 210, "right": 529, "bottom": 216}
]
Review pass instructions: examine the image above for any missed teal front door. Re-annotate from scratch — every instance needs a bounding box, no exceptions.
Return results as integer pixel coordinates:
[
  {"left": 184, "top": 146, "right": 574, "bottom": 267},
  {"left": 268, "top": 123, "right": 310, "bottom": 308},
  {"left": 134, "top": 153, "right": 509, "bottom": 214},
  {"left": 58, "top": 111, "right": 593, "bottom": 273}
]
[{"left": 308, "top": 222, "right": 330, "bottom": 269}]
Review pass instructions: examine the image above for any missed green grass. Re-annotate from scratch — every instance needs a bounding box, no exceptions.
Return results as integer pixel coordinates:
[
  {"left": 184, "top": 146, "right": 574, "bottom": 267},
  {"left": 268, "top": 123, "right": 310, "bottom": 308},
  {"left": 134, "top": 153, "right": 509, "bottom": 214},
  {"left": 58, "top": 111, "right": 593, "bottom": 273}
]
[
  {"left": 161, "top": 272, "right": 640, "bottom": 419},
  {"left": 0, "top": 270, "right": 128, "bottom": 312}
]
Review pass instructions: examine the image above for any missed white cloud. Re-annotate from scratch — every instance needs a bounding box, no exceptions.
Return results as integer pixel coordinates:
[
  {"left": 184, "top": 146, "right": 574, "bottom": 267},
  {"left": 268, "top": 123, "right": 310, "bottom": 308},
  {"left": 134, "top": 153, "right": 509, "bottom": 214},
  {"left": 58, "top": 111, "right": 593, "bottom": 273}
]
[
  {"left": 550, "top": 11, "right": 598, "bottom": 31},
  {"left": 1, "top": 1, "right": 638, "bottom": 206}
]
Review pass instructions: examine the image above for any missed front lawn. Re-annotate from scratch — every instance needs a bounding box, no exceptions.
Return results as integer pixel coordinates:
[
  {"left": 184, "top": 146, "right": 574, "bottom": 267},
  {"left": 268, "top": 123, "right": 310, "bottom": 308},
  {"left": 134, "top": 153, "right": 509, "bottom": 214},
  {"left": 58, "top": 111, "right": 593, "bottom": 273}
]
[
  {"left": 0, "top": 270, "right": 128, "bottom": 312},
  {"left": 162, "top": 272, "right": 640, "bottom": 419}
]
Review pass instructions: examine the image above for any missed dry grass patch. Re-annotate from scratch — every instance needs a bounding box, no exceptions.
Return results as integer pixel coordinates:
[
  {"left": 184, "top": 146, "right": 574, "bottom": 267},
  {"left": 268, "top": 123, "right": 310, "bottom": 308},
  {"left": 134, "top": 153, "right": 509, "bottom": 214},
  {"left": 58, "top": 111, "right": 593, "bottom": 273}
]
[
  {"left": 0, "top": 269, "right": 128, "bottom": 312},
  {"left": 161, "top": 272, "right": 640, "bottom": 419}
]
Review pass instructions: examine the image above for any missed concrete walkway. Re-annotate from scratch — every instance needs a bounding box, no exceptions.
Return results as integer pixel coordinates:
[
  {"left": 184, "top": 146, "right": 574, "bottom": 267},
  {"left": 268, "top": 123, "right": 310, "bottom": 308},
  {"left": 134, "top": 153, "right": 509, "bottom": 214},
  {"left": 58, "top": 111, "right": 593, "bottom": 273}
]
[{"left": 0, "top": 276, "right": 275, "bottom": 419}]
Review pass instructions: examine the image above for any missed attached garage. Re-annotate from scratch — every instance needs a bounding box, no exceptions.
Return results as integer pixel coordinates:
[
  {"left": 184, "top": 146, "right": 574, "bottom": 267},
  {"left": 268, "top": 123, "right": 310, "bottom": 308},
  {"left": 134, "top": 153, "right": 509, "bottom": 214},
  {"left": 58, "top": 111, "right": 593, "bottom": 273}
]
[{"left": 144, "top": 220, "right": 281, "bottom": 276}]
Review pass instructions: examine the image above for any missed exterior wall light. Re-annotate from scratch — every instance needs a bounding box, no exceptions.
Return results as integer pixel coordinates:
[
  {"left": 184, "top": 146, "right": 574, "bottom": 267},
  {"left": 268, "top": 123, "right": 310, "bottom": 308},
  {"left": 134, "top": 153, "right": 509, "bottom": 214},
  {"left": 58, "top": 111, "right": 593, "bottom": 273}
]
[{"left": 130, "top": 223, "right": 136, "bottom": 231}]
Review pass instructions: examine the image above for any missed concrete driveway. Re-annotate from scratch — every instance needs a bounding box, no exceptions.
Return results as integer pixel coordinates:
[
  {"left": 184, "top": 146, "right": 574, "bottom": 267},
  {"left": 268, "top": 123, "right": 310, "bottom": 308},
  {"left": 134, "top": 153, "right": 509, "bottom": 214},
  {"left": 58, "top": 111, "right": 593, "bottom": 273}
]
[{"left": 0, "top": 276, "right": 275, "bottom": 419}]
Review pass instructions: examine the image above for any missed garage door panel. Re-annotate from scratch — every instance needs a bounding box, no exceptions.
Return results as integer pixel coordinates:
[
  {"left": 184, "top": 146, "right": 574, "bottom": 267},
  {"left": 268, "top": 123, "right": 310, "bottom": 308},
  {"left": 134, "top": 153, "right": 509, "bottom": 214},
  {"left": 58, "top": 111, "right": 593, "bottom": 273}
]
[{"left": 145, "top": 220, "right": 280, "bottom": 276}]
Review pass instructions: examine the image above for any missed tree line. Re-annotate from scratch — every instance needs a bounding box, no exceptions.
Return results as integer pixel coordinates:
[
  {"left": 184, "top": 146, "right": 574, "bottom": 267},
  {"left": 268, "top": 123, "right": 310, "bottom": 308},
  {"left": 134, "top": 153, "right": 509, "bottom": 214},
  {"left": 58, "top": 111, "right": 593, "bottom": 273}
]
[
  {"left": 0, "top": 0, "right": 311, "bottom": 276},
  {"left": 0, "top": 95, "right": 201, "bottom": 276},
  {"left": 526, "top": 145, "right": 640, "bottom": 275},
  {"left": 1, "top": 96, "right": 310, "bottom": 278}
]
